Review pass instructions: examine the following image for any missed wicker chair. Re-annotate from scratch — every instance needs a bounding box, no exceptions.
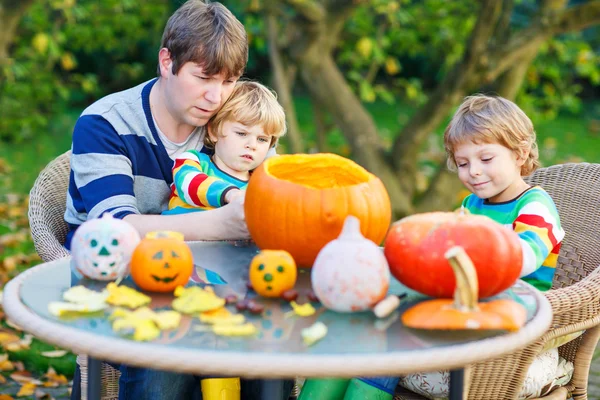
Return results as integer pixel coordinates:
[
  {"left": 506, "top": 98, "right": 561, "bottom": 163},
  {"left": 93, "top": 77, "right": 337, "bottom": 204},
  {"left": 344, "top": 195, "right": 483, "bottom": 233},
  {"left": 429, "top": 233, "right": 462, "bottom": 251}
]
[
  {"left": 28, "top": 151, "right": 121, "bottom": 400},
  {"left": 395, "top": 163, "right": 600, "bottom": 400}
]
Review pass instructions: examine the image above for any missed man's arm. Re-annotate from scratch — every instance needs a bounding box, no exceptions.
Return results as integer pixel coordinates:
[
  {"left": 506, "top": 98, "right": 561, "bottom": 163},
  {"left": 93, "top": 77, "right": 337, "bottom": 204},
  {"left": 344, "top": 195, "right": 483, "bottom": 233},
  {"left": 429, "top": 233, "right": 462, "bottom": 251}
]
[{"left": 124, "top": 194, "right": 249, "bottom": 240}]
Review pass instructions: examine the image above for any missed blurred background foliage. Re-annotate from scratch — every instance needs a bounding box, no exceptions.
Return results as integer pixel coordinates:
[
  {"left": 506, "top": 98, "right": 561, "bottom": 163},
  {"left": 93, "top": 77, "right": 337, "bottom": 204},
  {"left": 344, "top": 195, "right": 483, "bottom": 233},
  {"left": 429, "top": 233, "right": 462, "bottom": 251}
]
[{"left": 0, "top": 1, "right": 598, "bottom": 393}]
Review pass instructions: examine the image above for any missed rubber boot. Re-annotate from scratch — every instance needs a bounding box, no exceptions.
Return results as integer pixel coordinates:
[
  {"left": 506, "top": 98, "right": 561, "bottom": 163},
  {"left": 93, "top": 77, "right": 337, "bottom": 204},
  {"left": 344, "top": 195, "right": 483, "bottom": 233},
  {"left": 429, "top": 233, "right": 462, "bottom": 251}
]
[
  {"left": 298, "top": 378, "right": 350, "bottom": 400},
  {"left": 342, "top": 378, "right": 394, "bottom": 400},
  {"left": 201, "top": 377, "right": 241, "bottom": 400}
]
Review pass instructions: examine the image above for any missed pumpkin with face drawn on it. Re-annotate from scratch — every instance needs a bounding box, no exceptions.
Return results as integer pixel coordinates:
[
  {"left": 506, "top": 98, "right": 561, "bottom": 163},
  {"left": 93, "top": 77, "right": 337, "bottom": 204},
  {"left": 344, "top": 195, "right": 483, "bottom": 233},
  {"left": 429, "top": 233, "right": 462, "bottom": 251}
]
[
  {"left": 71, "top": 214, "right": 141, "bottom": 281},
  {"left": 249, "top": 250, "right": 297, "bottom": 298},
  {"left": 130, "top": 232, "right": 193, "bottom": 293}
]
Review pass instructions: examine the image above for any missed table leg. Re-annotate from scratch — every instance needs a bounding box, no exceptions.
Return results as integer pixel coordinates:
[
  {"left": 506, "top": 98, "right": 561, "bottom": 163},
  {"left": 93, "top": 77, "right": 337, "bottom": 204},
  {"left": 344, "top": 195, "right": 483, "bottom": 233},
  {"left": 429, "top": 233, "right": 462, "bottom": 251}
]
[
  {"left": 87, "top": 356, "right": 102, "bottom": 400},
  {"left": 449, "top": 369, "right": 465, "bottom": 400},
  {"left": 259, "top": 379, "right": 285, "bottom": 400}
]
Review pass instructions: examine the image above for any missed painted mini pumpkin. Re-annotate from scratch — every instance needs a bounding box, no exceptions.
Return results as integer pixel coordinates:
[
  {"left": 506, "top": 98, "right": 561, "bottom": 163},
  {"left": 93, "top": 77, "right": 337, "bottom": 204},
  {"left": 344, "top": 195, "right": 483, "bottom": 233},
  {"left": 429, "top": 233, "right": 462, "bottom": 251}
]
[
  {"left": 130, "top": 234, "right": 193, "bottom": 293},
  {"left": 249, "top": 250, "right": 297, "bottom": 298},
  {"left": 71, "top": 214, "right": 141, "bottom": 280},
  {"left": 311, "top": 216, "right": 390, "bottom": 312},
  {"left": 245, "top": 153, "right": 392, "bottom": 267}
]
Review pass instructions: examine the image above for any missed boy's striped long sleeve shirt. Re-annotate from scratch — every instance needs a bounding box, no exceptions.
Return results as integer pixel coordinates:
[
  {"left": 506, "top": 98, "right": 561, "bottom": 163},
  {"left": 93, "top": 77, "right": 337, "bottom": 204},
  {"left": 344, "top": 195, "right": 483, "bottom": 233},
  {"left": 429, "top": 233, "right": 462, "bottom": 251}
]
[
  {"left": 462, "top": 186, "right": 565, "bottom": 291},
  {"left": 165, "top": 150, "right": 247, "bottom": 215}
]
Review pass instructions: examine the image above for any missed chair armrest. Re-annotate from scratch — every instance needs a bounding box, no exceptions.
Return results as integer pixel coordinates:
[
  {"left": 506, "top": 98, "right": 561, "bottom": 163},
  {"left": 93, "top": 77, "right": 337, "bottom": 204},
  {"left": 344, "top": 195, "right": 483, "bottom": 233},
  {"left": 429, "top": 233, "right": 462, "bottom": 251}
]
[{"left": 545, "top": 268, "right": 600, "bottom": 316}]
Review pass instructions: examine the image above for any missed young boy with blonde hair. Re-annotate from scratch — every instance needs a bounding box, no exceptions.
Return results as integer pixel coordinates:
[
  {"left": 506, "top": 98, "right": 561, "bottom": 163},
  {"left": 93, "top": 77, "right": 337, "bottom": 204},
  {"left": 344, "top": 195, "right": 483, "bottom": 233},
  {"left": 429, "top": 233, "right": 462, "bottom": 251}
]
[
  {"left": 398, "top": 94, "right": 566, "bottom": 399},
  {"left": 164, "top": 80, "right": 286, "bottom": 215}
]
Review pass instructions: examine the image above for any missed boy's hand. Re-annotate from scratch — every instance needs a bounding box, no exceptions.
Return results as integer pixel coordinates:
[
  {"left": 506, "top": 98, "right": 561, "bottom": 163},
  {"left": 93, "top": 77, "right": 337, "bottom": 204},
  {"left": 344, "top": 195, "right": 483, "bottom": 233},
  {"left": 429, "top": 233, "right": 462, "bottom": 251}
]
[{"left": 225, "top": 188, "right": 245, "bottom": 204}]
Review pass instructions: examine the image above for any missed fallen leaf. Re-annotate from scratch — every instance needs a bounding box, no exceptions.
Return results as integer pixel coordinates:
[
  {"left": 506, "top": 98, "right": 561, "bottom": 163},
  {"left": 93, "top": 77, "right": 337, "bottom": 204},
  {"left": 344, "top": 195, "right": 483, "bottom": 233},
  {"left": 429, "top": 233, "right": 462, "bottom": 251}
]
[
  {"left": 5, "top": 334, "right": 32, "bottom": 351},
  {"left": 105, "top": 283, "right": 150, "bottom": 308},
  {"left": 17, "top": 382, "right": 37, "bottom": 397},
  {"left": 172, "top": 286, "right": 225, "bottom": 314},
  {"left": 288, "top": 301, "right": 316, "bottom": 317},
  {"left": 0, "top": 394, "right": 14, "bottom": 400},
  {"left": 11, "top": 371, "right": 42, "bottom": 385},
  {"left": 0, "top": 353, "right": 14, "bottom": 371},
  {"left": 44, "top": 366, "right": 68, "bottom": 385},
  {"left": 40, "top": 350, "right": 67, "bottom": 358},
  {"left": 5, "top": 319, "right": 23, "bottom": 331},
  {"left": 301, "top": 322, "right": 328, "bottom": 346},
  {"left": 35, "top": 389, "right": 54, "bottom": 399},
  {"left": 0, "top": 332, "right": 21, "bottom": 347}
]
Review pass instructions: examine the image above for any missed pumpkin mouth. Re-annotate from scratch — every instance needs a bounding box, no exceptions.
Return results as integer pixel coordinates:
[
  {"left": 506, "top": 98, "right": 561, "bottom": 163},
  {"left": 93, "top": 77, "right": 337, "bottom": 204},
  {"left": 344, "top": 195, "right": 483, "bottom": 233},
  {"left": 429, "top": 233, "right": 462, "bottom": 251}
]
[
  {"left": 264, "top": 153, "right": 372, "bottom": 189},
  {"left": 151, "top": 273, "right": 179, "bottom": 283}
]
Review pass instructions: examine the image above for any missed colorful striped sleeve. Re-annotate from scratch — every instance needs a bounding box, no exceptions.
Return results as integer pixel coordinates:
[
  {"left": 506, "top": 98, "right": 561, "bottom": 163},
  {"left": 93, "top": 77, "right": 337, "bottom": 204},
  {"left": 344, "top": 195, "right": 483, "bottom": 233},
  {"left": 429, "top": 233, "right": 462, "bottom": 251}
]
[
  {"left": 513, "top": 194, "right": 565, "bottom": 291},
  {"left": 171, "top": 151, "right": 237, "bottom": 208}
]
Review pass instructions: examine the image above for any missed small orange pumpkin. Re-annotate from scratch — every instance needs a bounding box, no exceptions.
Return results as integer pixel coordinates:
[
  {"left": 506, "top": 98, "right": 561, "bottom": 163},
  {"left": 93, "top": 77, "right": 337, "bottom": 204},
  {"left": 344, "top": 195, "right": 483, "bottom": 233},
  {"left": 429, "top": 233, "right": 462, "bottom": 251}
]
[
  {"left": 402, "top": 246, "right": 526, "bottom": 331},
  {"left": 130, "top": 233, "right": 193, "bottom": 293},
  {"left": 245, "top": 153, "right": 392, "bottom": 267},
  {"left": 249, "top": 250, "right": 297, "bottom": 298}
]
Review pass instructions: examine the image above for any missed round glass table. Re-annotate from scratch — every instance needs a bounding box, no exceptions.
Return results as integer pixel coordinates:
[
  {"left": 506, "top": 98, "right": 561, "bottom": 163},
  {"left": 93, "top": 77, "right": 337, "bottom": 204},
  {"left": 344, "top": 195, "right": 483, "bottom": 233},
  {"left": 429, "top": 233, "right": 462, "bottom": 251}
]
[{"left": 4, "top": 241, "right": 552, "bottom": 400}]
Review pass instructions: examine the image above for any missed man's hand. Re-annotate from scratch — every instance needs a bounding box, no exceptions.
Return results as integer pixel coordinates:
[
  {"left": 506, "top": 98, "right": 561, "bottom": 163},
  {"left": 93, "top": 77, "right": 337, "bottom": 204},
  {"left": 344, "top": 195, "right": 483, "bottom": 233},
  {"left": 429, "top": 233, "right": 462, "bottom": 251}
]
[{"left": 220, "top": 193, "right": 250, "bottom": 239}]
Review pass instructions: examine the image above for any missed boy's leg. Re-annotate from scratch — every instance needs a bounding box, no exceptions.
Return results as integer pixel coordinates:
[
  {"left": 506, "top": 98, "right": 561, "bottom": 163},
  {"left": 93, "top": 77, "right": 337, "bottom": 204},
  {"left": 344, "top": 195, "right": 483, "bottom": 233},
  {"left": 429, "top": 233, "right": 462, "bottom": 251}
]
[
  {"left": 297, "top": 378, "right": 351, "bottom": 399},
  {"left": 241, "top": 378, "right": 295, "bottom": 400},
  {"left": 342, "top": 377, "right": 397, "bottom": 400},
  {"left": 118, "top": 365, "right": 201, "bottom": 400}
]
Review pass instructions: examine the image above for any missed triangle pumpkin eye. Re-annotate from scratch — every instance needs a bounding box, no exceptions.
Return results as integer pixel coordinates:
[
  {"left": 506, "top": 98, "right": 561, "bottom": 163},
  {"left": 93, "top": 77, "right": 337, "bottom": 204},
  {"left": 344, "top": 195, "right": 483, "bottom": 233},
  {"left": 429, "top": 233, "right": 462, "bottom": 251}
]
[
  {"left": 171, "top": 251, "right": 179, "bottom": 258},
  {"left": 152, "top": 251, "right": 163, "bottom": 260}
]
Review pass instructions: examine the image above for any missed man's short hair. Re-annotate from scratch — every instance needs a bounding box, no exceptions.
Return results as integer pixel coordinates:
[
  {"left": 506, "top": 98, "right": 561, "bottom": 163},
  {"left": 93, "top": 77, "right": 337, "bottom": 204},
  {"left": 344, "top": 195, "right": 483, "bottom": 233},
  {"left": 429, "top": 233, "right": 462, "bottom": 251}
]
[{"left": 158, "top": 0, "right": 248, "bottom": 79}]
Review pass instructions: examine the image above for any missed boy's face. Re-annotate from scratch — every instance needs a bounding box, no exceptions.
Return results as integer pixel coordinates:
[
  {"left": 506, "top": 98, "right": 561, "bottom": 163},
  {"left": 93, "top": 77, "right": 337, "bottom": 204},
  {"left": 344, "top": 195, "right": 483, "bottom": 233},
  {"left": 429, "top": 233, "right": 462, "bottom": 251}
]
[
  {"left": 160, "top": 55, "right": 239, "bottom": 128},
  {"left": 454, "top": 141, "right": 527, "bottom": 203},
  {"left": 209, "top": 120, "right": 273, "bottom": 180}
]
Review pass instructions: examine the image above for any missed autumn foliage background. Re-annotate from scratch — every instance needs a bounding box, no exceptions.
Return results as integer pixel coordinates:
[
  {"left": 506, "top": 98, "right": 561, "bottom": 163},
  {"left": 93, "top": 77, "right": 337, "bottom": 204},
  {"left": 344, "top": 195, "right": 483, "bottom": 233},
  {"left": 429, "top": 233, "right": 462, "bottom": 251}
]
[{"left": 0, "top": 0, "right": 599, "bottom": 398}]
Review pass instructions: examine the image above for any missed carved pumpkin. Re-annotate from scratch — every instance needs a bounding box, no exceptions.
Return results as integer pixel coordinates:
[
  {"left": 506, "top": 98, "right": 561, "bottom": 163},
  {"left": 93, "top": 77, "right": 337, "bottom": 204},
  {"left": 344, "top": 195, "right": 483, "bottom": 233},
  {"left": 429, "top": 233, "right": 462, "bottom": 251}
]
[
  {"left": 130, "top": 234, "right": 193, "bottom": 292},
  {"left": 384, "top": 210, "right": 522, "bottom": 298},
  {"left": 249, "top": 250, "right": 297, "bottom": 298},
  {"left": 245, "top": 153, "right": 392, "bottom": 267},
  {"left": 71, "top": 214, "right": 140, "bottom": 280},
  {"left": 402, "top": 246, "right": 526, "bottom": 331},
  {"left": 311, "top": 216, "right": 390, "bottom": 312}
]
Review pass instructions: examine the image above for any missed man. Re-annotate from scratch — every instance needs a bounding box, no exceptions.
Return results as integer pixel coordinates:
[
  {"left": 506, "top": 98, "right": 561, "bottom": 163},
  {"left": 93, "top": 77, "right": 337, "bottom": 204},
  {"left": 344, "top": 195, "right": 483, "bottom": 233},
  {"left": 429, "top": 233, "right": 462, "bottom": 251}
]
[{"left": 65, "top": 1, "right": 292, "bottom": 398}]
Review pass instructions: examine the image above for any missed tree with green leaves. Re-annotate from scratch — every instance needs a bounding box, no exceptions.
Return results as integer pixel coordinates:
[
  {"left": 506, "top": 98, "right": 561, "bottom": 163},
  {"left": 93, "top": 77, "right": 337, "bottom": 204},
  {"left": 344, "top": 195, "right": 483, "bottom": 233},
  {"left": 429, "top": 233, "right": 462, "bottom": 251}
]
[{"left": 249, "top": 0, "right": 600, "bottom": 216}]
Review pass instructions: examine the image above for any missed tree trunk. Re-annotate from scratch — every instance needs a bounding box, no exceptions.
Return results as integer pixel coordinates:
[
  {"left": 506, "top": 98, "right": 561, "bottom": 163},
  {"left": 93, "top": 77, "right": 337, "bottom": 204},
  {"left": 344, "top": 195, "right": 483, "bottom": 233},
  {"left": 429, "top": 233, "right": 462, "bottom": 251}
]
[
  {"left": 494, "top": 51, "right": 539, "bottom": 101},
  {"left": 299, "top": 55, "right": 413, "bottom": 216},
  {"left": 0, "top": 0, "right": 35, "bottom": 64},
  {"left": 266, "top": 14, "right": 304, "bottom": 153},
  {"left": 312, "top": 100, "right": 328, "bottom": 153}
]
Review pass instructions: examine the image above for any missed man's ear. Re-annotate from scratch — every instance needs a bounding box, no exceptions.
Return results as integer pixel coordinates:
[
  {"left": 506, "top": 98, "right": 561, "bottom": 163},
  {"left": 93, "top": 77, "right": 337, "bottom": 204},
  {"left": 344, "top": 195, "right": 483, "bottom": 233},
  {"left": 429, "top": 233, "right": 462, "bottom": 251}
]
[{"left": 158, "top": 48, "right": 173, "bottom": 78}]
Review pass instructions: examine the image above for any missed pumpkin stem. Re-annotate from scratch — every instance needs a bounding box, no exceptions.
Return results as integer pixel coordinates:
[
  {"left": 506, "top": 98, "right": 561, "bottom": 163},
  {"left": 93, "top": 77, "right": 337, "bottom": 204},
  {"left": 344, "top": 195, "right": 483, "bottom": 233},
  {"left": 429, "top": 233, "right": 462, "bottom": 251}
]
[
  {"left": 339, "top": 215, "right": 364, "bottom": 240},
  {"left": 444, "top": 246, "right": 478, "bottom": 311}
]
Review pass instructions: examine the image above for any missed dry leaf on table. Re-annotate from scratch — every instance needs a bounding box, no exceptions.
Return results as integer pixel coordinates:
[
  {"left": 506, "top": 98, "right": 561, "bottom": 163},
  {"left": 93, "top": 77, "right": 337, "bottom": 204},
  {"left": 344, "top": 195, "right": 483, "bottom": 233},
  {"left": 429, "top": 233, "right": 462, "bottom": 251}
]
[
  {"left": 40, "top": 350, "right": 67, "bottom": 358},
  {"left": 17, "top": 382, "right": 37, "bottom": 397}
]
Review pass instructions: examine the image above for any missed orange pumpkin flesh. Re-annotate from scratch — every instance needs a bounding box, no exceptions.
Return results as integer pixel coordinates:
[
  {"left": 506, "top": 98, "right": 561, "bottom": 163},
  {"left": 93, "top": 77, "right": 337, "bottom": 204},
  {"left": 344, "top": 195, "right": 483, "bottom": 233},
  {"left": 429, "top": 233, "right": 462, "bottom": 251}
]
[
  {"left": 130, "top": 237, "right": 193, "bottom": 293},
  {"left": 384, "top": 210, "right": 522, "bottom": 298},
  {"left": 402, "top": 246, "right": 526, "bottom": 331},
  {"left": 245, "top": 153, "right": 392, "bottom": 267}
]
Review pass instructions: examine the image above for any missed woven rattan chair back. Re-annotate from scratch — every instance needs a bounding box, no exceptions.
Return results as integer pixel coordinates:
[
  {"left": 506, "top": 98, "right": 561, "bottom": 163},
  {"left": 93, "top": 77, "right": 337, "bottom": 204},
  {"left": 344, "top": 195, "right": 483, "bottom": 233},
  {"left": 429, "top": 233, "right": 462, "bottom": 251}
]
[
  {"left": 28, "top": 151, "right": 71, "bottom": 262},
  {"left": 525, "top": 163, "right": 600, "bottom": 289}
]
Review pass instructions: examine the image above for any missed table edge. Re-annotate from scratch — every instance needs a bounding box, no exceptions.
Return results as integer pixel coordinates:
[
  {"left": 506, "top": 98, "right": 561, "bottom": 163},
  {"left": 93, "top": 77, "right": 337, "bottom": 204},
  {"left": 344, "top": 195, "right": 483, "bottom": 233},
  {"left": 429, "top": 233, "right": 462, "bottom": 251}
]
[{"left": 4, "top": 259, "right": 553, "bottom": 378}]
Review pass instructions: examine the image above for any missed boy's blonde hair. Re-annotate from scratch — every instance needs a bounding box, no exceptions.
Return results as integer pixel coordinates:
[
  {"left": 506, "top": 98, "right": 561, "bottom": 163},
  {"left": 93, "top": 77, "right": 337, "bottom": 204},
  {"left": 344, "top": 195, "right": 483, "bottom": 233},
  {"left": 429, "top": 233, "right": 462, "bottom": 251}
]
[
  {"left": 205, "top": 81, "right": 287, "bottom": 148},
  {"left": 444, "top": 94, "right": 540, "bottom": 176},
  {"left": 158, "top": 0, "right": 247, "bottom": 79}
]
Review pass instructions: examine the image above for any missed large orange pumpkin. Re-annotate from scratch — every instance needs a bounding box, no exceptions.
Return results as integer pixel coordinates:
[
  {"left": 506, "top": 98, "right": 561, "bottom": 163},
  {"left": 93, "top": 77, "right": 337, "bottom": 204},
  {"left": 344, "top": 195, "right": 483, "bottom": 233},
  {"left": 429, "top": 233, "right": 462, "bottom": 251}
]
[
  {"left": 130, "top": 235, "right": 193, "bottom": 293},
  {"left": 384, "top": 211, "right": 522, "bottom": 298},
  {"left": 245, "top": 153, "right": 392, "bottom": 267}
]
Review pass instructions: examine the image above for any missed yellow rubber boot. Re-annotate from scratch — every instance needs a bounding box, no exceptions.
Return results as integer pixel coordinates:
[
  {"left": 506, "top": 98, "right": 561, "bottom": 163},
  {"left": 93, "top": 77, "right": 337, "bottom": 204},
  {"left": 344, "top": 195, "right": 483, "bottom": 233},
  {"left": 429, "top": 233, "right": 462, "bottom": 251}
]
[{"left": 201, "top": 378, "right": 241, "bottom": 400}]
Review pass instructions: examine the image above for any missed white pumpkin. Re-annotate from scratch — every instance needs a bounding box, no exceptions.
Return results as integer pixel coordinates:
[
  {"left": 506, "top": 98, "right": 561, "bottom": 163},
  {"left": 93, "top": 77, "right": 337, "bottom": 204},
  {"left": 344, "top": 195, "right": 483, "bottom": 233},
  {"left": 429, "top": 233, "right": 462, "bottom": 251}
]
[
  {"left": 311, "top": 215, "right": 390, "bottom": 312},
  {"left": 71, "top": 214, "right": 141, "bottom": 280}
]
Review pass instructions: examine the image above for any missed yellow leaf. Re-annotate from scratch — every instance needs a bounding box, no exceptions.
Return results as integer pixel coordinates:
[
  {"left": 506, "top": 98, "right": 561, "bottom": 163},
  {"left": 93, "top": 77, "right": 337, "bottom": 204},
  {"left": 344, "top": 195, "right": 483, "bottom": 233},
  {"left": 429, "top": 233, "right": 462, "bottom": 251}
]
[
  {"left": 44, "top": 366, "right": 68, "bottom": 385},
  {"left": 301, "top": 322, "right": 327, "bottom": 346},
  {"left": 212, "top": 323, "right": 257, "bottom": 336},
  {"left": 0, "top": 374, "right": 6, "bottom": 384},
  {"left": 199, "top": 308, "right": 245, "bottom": 325},
  {"left": 32, "top": 33, "right": 49, "bottom": 54},
  {"left": 356, "top": 37, "right": 373, "bottom": 59},
  {"left": 0, "top": 394, "right": 13, "bottom": 400},
  {"left": 0, "top": 353, "right": 14, "bottom": 371},
  {"left": 172, "top": 286, "right": 225, "bottom": 314},
  {"left": 0, "top": 332, "right": 20, "bottom": 346},
  {"left": 106, "top": 283, "right": 151, "bottom": 308},
  {"left": 17, "top": 382, "right": 37, "bottom": 397},
  {"left": 289, "top": 301, "right": 316, "bottom": 317},
  {"left": 385, "top": 57, "right": 400, "bottom": 75},
  {"left": 40, "top": 350, "right": 67, "bottom": 358},
  {"left": 60, "top": 53, "right": 77, "bottom": 71}
]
